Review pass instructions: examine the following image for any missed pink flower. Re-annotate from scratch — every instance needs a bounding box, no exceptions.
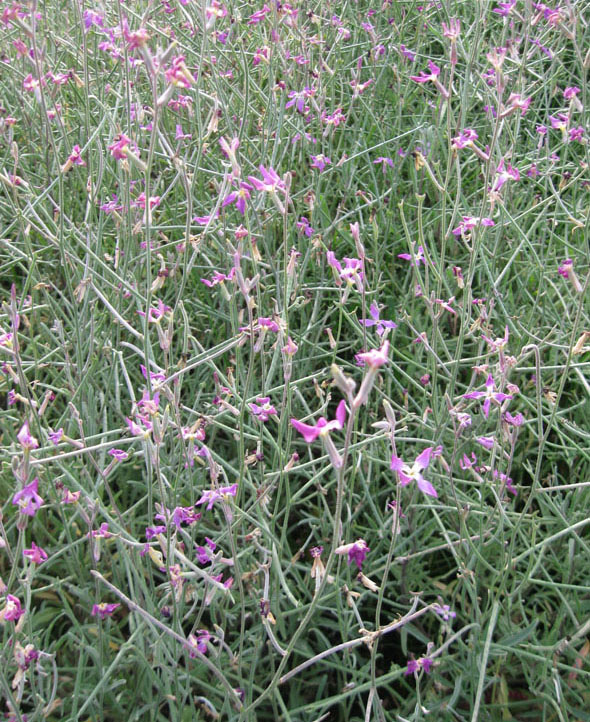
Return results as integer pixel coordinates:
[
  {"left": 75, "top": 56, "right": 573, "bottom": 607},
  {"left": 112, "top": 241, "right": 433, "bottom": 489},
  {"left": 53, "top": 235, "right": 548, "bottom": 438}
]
[
  {"left": 196, "top": 483, "right": 238, "bottom": 511},
  {"left": 17, "top": 420, "right": 39, "bottom": 450},
  {"left": 48, "top": 428, "right": 64, "bottom": 445},
  {"left": 391, "top": 448, "right": 437, "bottom": 497},
  {"left": 222, "top": 181, "right": 253, "bottom": 215},
  {"left": 452, "top": 216, "right": 495, "bottom": 236},
  {"left": 410, "top": 60, "right": 449, "bottom": 99},
  {"left": 137, "top": 299, "right": 171, "bottom": 323},
  {"left": 326, "top": 252, "right": 363, "bottom": 291},
  {"left": 464, "top": 374, "right": 512, "bottom": 418},
  {"left": 405, "top": 656, "right": 433, "bottom": 675},
  {"left": 335, "top": 539, "right": 370, "bottom": 570},
  {"left": 200, "top": 269, "right": 236, "bottom": 287},
  {"left": 360, "top": 303, "right": 397, "bottom": 336},
  {"left": 356, "top": 340, "right": 390, "bottom": 369},
  {"left": 108, "top": 448, "right": 129, "bottom": 461},
  {"left": 451, "top": 128, "right": 478, "bottom": 149},
  {"left": 296, "top": 216, "right": 314, "bottom": 237},
  {"left": 247, "top": 4, "right": 271, "bottom": 24},
  {"left": 23, "top": 542, "right": 48, "bottom": 564},
  {"left": 13, "top": 478, "right": 44, "bottom": 516},
  {"left": 398, "top": 246, "right": 425, "bottom": 266},
  {"left": 108, "top": 134, "right": 132, "bottom": 160},
  {"left": 291, "top": 400, "right": 346, "bottom": 443},
  {"left": 91, "top": 602, "right": 120, "bottom": 619},
  {"left": 247, "top": 165, "right": 285, "bottom": 194},
  {"left": 411, "top": 60, "right": 440, "bottom": 83},
  {"left": 249, "top": 397, "right": 277, "bottom": 422},
  {"left": 492, "top": 158, "right": 520, "bottom": 192},
  {"left": 2, "top": 595, "right": 24, "bottom": 622},
  {"left": 187, "top": 629, "right": 211, "bottom": 657},
  {"left": 165, "top": 56, "right": 195, "bottom": 88},
  {"left": 310, "top": 154, "right": 331, "bottom": 172}
]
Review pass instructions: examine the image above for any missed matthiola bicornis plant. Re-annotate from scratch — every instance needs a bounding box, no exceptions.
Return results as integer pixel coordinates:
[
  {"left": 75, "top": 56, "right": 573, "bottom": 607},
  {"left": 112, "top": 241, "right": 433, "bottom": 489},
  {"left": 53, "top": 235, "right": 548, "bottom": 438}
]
[
  {"left": 391, "top": 448, "right": 438, "bottom": 498},
  {"left": 291, "top": 399, "right": 347, "bottom": 469}
]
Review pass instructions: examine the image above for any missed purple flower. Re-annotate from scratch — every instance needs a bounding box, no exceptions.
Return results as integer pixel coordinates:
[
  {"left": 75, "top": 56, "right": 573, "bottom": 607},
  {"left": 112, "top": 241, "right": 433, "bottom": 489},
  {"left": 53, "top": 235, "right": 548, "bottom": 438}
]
[
  {"left": 405, "top": 656, "right": 433, "bottom": 675},
  {"left": 335, "top": 539, "right": 370, "bottom": 570},
  {"left": 249, "top": 397, "right": 277, "bottom": 422},
  {"left": 291, "top": 400, "right": 346, "bottom": 443},
  {"left": 91, "top": 602, "right": 120, "bottom": 619},
  {"left": 108, "top": 448, "right": 129, "bottom": 461},
  {"left": 196, "top": 483, "right": 238, "bottom": 511},
  {"left": 434, "top": 603, "right": 456, "bottom": 621},
  {"left": 476, "top": 436, "right": 495, "bottom": 450},
  {"left": 452, "top": 216, "right": 495, "bottom": 236},
  {"left": 2, "top": 595, "right": 24, "bottom": 622},
  {"left": 48, "top": 428, "right": 64, "bottom": 445},
  {"left": 296, "top": 216, "right": 314, "bottom": 237},
  {"left": 451, "top": 128, "right": 478, "bottom": 149},
  {"left": 310, "top": 154, "right": 331, "bottom": 172},
  {"left": 12, "top": 478, "right": 44, "bottom": 516},
  {"left": 17, "top": 420, "right": 39, "bottom": 450},
  {"left": 23, "top": 542, "right": 48, "bottom": 564},
  {"left": 360, "top": 303, "right": 397, "bottom": 336},
  {"left": 247, "top": 165, "right": 286, "bottom": 194},
  {"left": 410, "top": 60, "right": 440, "bottom": 83},
  {"left": 222, "top": 181, "right": 253, "bottom": 215},
  {"left": 398, "top": 246, "right": 425, "bottom": 266},
  {"left": 492, "top": 158, "right": 520, "bottom": 192},
  {"left": 373, "top": 156, "right": 394, "bottom": 173},
  {"left": 327, "top": 252, "right": 363, "bottom": 291},
  {"left": 464, "top": 374, "right": 512, "bottom": 418},
  {"left": 187, "top": 629, "right": 211, "bottom": 657},
  {"left": 391, "top": 448, "right": 437, "bottom": 497},
  {"left": 201, "top": 268, "right": 236, "bottom": 288}
]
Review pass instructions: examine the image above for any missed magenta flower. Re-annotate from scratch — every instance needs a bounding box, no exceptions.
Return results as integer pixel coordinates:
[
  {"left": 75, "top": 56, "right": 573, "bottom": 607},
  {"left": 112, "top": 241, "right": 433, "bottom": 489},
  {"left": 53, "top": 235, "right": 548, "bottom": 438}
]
[
  {"left": 411, "top": 60, "right": 441, "bottom": 83},
  {"left": 2, "top": 595, "right": 24, "bottom": 622},
  {"left": 91, "top": 602, "right": 120, "bottom": 619},
  {"left": 222, "top": 181, "right": 253, "bottom": 215},
  {"left": 23, "top": 542, "right": 48, "bottom": 564},
  {"left": 196, "top": 483, "right": 238, "bottom": 511},
  {"left": 464, "top": 374, "right": 512, "bottom": 418},
  {"left": 291, "top": 399, "right": 346, "bottom": 443},
  {"left": 434, "top": 604, "right": 456, "bottom": 621},
  {"left": 285, "top": 86, "right": 316, "bottom": 114},
  {"left": 13, "top": 478, "right": 44, "bottom": 516},
  {"left": 398, "top": 246, "right": 425, "bottom": 266},
  {"left": 125, "top": 416, "right": 153, "bottom": 438},
  {"left": 492, "top": 158, "right": 520, "bottom": 192},
  {"left": 451, "top": 128, "right": 478, "bottom": 149},
  {"left": 373, "top": 156, "right": 394, "bottom": 174},
  {"left": 405, "top": 656, "right": 433, "bottom": 675},
  {"left": 247, "top": 165, "right": 285, "bottom": 194},
  {"left": 410, "top": 60, "right": 449, "bottom": 99},
  {"left": 335, "top": 539, "right": 370, "bottom": 570},
  {"left": 296, "top": 216, "right": 314, "bottom": 237},
  {"left": 247, "top": 4, "right": 271, "bottom": 23},
  {"left": 391, "top": 448, "right": 437, "bottom": 497},
  {"left": 310, "top": 154, "right": 331, "bottom": 172},
  {"left": 452, "top": 216, "right": 495, "bottom": 236},
  {"left": 137, "top": 299, "right": 171, "bottom": 323},
  {"left": 165, "top": 56, "right": 195, "bottom": 88},
  {"left": 201, "top": 268, "right": 236, "bottom": 288},
  {"left": 493, "top": 0, "right": 516, "bottom": 16},
  {"left": 108, "top": 448, "right": 129, "bottom": 461},
  {"left": 48, "top": 428, "right": 64, "bottom": 445},
  {"left": 249, "top": 397, "right": 277, "bottom": 422},
  {"left": 108, "top": 134, "right": 132, "bottom": 160},
  {"left": 17, "top": 420, "right": 39, "bottom": 450},
  {"left": 360, "top": 303, "right": 397, "bottom": 336},
  {"left": 326, "top": 252, "right": 363, "bottom": 291},
  {"left": 187, "top": 629, "right": 211, "bottom": 657}
]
